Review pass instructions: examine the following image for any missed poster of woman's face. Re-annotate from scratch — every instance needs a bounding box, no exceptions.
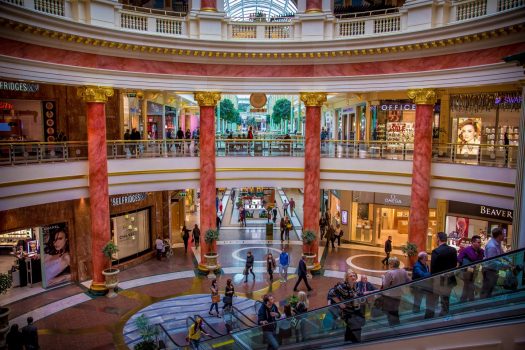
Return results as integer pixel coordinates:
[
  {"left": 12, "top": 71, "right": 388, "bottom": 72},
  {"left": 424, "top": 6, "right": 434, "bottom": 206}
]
[
  {"left": 42, "top": 222, "right": 71, "bottom": 288},
  {"left": 457, "top": 118, "right": 481, "bottom": 155}
]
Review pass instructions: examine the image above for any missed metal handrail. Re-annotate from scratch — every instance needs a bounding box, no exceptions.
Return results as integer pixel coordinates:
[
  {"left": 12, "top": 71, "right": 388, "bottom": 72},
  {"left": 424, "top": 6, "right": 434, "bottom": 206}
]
[
  {"left": 121, "top": 4, "right": 187, "bottom": 17},
  {"left": 335, "top": 7, "right": 399, "bottom": 20}
]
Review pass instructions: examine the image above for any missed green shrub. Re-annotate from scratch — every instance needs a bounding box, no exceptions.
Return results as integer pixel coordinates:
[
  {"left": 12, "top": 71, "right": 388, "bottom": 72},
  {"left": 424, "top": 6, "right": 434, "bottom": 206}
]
[{"left": 400, "top": 242, "right": 418, "bottom": 257}]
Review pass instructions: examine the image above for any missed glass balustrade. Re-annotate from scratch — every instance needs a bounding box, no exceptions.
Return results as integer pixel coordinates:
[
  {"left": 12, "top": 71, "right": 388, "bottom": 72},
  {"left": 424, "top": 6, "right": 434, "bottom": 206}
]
[
  {"left": 0, "top": 139, "right": 518, "bottom": 168},
  {"left": 197, "top": 248, "right": 524, "bottom": 349}
]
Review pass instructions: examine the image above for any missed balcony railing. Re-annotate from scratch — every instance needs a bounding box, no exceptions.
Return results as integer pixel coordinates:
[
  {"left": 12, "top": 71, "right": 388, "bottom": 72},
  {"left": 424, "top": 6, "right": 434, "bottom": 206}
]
[
  {"left": 0, "top": 140, "right": 518, "bottom": 169},
  {"left": 1, "top": 0, "right": 523, "bottom": 41}
]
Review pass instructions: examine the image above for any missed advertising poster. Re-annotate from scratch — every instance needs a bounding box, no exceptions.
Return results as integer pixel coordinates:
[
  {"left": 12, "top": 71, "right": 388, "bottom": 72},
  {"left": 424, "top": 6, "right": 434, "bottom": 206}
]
[
  {"left": 457, "top": 118, "right": 481, "bottom": 155},
  {"left": 41, "top": 222, "right": 71, "bottom": 288}
]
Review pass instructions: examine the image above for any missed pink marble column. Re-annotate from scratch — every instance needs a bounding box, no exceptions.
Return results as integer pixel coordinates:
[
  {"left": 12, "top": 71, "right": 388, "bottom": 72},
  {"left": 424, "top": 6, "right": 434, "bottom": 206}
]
[
  {"left": 407, "top": 89, "right": 437, "bottom": 253},
  {"left": 201, "top": 0, "right": 217, "bottom": 11},
  {"left": 306, "top": 0, "right": 322, "bottom": 12},
  {"left": 194, "top": 92, "right": 221, "bottom": 264},
  {"left": 77, "top": 86, "right": 114, "bottom": 294},
  {"left": 300, "top": 93, "right": 327, "bottom": 265}
]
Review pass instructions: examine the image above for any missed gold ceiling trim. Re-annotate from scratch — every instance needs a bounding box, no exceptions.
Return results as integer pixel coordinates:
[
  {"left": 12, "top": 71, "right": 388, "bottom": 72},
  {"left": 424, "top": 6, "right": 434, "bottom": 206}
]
[
  {"left": 109, "top": 169, "right": 200, "bottom": 176},
  {"left": 0, "top": 18, "right": 522, "bottom": 60},
  {"left": 431, "top": 175, "right": 515, "bottom": 188},
  {"left": 0, "top": 174, "right": 88, "bottom": 188}
]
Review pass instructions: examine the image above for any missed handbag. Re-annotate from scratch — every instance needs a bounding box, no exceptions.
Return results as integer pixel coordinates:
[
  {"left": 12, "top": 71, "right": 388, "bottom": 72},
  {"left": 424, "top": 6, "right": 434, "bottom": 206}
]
[
  {"left": 223, "top": 295, "right": 233, "bottom": 304},
  {"left": 212, "top": 294, "right": 220, "bottom": 303},
  {"left": 503, "top": 270, "right": 518, "bottom": 290}
]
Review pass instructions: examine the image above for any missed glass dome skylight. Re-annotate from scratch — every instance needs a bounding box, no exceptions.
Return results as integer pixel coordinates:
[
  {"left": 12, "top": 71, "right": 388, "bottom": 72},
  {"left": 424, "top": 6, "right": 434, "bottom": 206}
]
[{"left": 225, "top": 0, "right": 297, "bottom": 20}]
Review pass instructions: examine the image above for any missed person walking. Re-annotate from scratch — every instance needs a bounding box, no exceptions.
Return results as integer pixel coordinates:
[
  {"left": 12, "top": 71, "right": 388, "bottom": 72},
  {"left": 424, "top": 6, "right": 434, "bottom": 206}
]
[
  {"left": 284, "top": 216, "right": 291, "bottom": 241},
  {"left": 6, "top": 324, "right": 23, "bottom": 350},
  {"left": 427, "top": 232, "right": 458, "bottom": 318},
  {"left": 381, "top": 257, "right": 410, "bottom": 326},
  {"left": 325, "top": 224, "right": 336, "bottom": 249},
  {"left": 412, "top": 252, "right": 431, "bottom": 315},
  {"left": 278, "top": 248, "right": 290, "bottom": 282},
  {"left": 289, "top": 198, "right": 295, "bottom": 217},
  {"left": 182, "top": 225, "right": 191, "bottom": 253},
  {"left": 279, "top": 217, "right": 286, "bottom": 241},
  {"left": 481, "top": 228, "right": 508, "bottom": 299},
  {"left": 272, "top": 207, "right": 278, "bottom": 224},
  {"left": 209, "top": 279, "right": 221, "bottom": 318},
  {"left": 458, "top": 235, "right": 484, "bottom": 302},
  {"left": 319, "top": 215, "right": 326, "bottom": 239},
  {"left": 244, "top": 251, "right": 256, "bottom": 283},
  {"left": 266, "top": 253, "right": 277, "bottom": 282},
  {"left": 216, "top": 215, "right": 222, "bottom": 231},
  {"left": 293, "top": 255, "right": 313, "bottom": 292},
  {"left": 335, "top": 225, "right": 343, "bottom": 246},
  {"left": 257, "top": 294, "right": 281, "bottom": 350},
  {"left": 282, "top": 200, "right": 289, "bottom": 217},
  {"left": 188, "top": 316, "right": 211, "bottom": 350},
  {"left": 381, "top": 236, "right": 392, "bottom": 266},
  {"left": 155, "top": 236, "right": 164, "bottom": 261},
  {"left": 192, "top": 224, "right": 201, "bottom": 249},
  {"left": 22, "top": 317, "right": 39, "bottom": 350},
  {"left": 223, "top": 279, "right": 235, "bottom": 311}
]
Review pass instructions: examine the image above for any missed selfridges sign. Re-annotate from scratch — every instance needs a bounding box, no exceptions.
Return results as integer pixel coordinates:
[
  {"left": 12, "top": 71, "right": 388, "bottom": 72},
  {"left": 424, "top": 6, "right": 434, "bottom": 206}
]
[
  {"left": 111, "top": 193, "right": 147, "bottom": 206},
  {"left": 0, "top": 81, "right": 39, "bottom": 92}
]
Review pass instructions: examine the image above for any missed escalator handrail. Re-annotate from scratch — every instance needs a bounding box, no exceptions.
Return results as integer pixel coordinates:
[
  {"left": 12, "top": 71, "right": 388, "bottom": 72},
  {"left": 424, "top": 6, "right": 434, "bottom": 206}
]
[
  {"left": 240, "top": 247, "right": 525, "bottom": 333},
  {"left": 188, "top": 315, "right": 227, "bottom": 337},
  {"left": 232, "top": 306, "right": 258, "bottom": 325},
  {"left": 231, "top": 307, "right": 258, "bottom": 327},
  {"left": 156, "top": 322, "right": 184, "bottom": 348}
]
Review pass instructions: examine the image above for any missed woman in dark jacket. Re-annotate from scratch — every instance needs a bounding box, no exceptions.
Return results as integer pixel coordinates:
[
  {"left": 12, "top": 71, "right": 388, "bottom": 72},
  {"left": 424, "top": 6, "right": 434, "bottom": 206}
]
[{"left": 6, "top": 324, "right": 23, "bottom": 350}]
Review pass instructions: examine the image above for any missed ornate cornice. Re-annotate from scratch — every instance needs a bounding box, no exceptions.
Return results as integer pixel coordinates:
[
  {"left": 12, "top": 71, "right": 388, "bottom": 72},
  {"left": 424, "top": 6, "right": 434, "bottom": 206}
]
[
  {"left": 0, "top": 17, "right": 523, "bottom": 61},
  {"left": 194, "top": 92, "right": 221, "bottom": 107},
  {"left": 300, "top": 92, "right": 327, "bottom": 107},
  {"left": 77, "top": 86, "right": 114, "bottom": 103},
  {"left": 407, "top": 89, "right": 437, "bottom": 105}
]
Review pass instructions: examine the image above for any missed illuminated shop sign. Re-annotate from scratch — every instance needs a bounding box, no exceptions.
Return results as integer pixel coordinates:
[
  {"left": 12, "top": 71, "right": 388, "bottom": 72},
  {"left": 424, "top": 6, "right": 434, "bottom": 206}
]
[
  {"left": 380, "top": 103, "right": 416, "bottom": 111},
  {"left": 0, "top": 102, "right": 14, "bottom": 109},
  {"left": 0, "top": 81, "right": 40, "bottom": 93},
  {"left": 111, "top": 193, "right": 147, "bottom": 206},
  {"left": 448, "top": 201, "right": 513, "bottom": 222}
]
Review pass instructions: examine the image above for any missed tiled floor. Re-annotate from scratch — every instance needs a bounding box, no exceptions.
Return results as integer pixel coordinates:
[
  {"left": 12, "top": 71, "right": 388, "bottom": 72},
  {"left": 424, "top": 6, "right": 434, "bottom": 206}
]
[{"left": 1, "top": 198, "right": 413, "bottom": 350}]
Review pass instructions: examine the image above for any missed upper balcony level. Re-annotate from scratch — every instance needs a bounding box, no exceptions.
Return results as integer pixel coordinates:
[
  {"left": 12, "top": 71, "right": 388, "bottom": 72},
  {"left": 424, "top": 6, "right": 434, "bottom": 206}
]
[{"left": 0, "top": 0, "right": 524, "bottom": 48}]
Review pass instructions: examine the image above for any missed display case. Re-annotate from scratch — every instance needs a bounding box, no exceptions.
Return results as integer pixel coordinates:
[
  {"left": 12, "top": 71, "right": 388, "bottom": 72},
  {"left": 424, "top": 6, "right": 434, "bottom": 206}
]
[
  {"left": 0, "top": 228, "right": 33, "bottom": 249},
  {"left": 483, "top": 125, "right": 519, "bottom": 151}
]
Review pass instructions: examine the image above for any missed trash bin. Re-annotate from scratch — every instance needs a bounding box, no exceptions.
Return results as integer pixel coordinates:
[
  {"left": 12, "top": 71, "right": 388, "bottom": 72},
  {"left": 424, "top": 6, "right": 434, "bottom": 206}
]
[{"left": 266, "top": 223, "right": 273, "bottom": 237}]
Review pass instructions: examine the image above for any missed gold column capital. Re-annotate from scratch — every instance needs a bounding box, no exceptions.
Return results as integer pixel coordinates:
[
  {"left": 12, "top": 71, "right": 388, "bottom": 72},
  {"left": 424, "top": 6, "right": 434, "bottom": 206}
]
[
  {"left": 407, "top": 89, "right": 437, "bottom": 105},
  {"left": 300, "top": 92, "right": 327, "bottom": 107},
  {"left": 77, "top": 86, "right": 114, "bottom": 103},
  {"left": 194, "top": 92, "right": 221, "bottom": 107}
]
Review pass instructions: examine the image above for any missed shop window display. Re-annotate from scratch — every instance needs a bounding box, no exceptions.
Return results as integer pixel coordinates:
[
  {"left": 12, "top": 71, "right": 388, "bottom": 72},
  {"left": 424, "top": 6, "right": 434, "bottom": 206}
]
[{"left": 111, "top": 209, "right": 151, "bottom": 262}]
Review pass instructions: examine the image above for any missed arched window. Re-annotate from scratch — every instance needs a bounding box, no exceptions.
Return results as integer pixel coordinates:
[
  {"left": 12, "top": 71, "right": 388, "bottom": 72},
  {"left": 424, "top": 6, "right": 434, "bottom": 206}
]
[{"left": 225, "top": 0, "right": 297, "bottom": 20}]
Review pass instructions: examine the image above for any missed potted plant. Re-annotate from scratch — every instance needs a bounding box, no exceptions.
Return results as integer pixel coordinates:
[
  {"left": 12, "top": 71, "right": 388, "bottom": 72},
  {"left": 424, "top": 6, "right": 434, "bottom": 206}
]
[
  {"left": 302, "top": 230, "right": 317, "bottom": 268},
  {"left": 0, "top": 272, "right": 12, "bottom": 347},
  {"left": 134, "top": 314, "right": 159, "bottom": 350},
  {"left": 204, "top": 229, "right": 220, "bottom": 279},
  {"left": 400, "top": 242, "right": 418, "bottom": 269},
  {"left": 102, "top": 240, "right": 120, "bottom": 298},
  {"left": 287, "top": 294, "right": 298, "bottom": 309}
]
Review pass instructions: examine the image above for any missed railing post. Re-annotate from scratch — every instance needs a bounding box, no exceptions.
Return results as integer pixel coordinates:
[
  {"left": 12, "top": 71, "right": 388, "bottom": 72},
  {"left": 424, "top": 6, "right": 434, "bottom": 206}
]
[
  {"left": 9, "top": 144, "right": 14, "bottom": 165},
  {"left": 63, "top": 142, "right": 68, "bottom": 161},
  {"left": 403, "top": 143, "right": 406, "bottom": 160}
]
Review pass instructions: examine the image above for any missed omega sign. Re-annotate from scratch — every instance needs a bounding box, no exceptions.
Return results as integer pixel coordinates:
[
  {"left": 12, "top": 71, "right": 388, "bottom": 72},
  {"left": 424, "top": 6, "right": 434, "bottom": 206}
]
[
  {"left": 380, "top": 104, "right": 416, "bottom": 111},
  {"left": 384, "top": 194, "right": 403, "bottom": 205},
  {"left": 111, "top": 193, "right": 147, "bottom": 206}
]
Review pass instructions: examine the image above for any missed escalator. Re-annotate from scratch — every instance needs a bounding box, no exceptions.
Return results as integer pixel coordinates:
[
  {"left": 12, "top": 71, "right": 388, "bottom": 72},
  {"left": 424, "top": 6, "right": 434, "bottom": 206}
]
[{"left": 198, "top": 247, "right": 525, "bottom": 349}]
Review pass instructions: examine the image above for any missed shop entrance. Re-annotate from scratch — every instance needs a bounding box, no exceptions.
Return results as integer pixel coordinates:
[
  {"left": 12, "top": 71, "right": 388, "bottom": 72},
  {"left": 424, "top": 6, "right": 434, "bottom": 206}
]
[{"left": 375, "top": 206, "right": 409, "bottom": 246}]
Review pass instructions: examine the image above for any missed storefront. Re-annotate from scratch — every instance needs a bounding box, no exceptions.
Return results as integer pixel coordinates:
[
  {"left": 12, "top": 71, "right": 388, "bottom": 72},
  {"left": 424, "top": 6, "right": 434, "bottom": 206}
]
[
  {"left": 450, "top": 91, "right": 521, "bottom": 158},
  {"left": 109, "top": 192, "right": 159, "bottom": 264},
  {"left": 238, "top": 187, "right": 276, "bottom": 219},
  {"left": 350, "top": 191, "right": 437, "bottom": 250},
  {"left": 446, "top": 201, "right": 513, "bottom": 252},
  {"left": 0, "top": 222, "right": 73, "bottom": 289},
  {"left": 170, "top": 189, "right": 189, "bottom": 244}
]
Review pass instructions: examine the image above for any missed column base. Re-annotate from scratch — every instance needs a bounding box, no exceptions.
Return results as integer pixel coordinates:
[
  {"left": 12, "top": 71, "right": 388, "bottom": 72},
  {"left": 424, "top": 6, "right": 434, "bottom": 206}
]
[
  {"left": 197, "top": 263, "right": 222, "bottom": 276},
  {"left": 89, "top": 281, "right": 108, "bottom": 296},
  {"left": 310, "top": 262, "right": 322, "bottom": 275}
]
